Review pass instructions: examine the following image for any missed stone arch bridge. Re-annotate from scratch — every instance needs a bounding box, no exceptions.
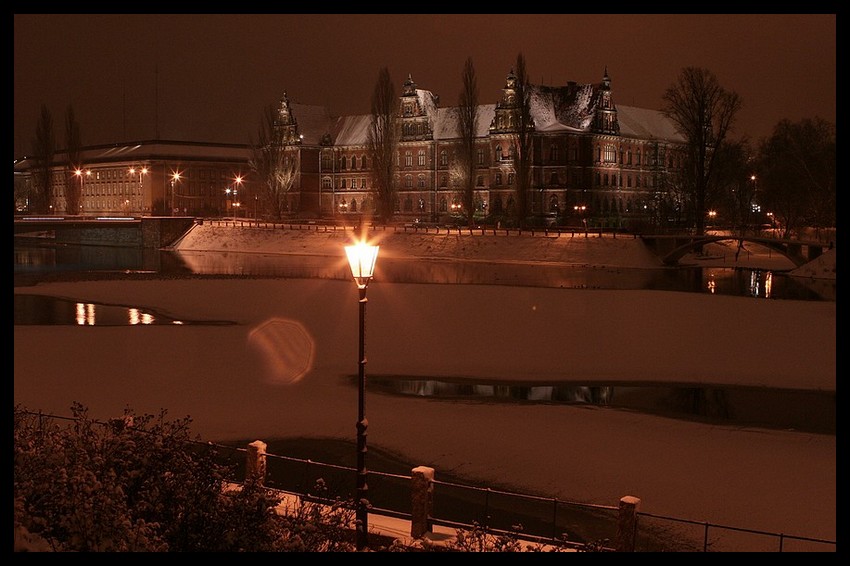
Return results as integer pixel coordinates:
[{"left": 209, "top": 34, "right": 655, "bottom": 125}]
[{"left": 639, "top": 234, "right": 831, "bottom": 267}]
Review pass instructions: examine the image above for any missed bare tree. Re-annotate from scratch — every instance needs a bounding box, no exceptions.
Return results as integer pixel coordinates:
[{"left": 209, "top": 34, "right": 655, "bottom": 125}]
[
  {"left": 663, "top": 67, "right": 742, "bottom": 235},
  {"left": 367, "top": 67, "right": 399, "bottom": 224},
  {"left": 31, "top": 104, "right": 56, "bottom": 214},
  {"left": 712, "top": 138, "right": 754, "bottom": 237},
  {"left": 63, "top": 105, "right": 83, "bottom": 215},
  {"left": 457, "top": 57, "right": 479, "bottom": 227},
  {"left": 248, "top": 101, "right": 299, "bottom": 221},
  {"left": 513, "top": 53, "right": 534, "bottom": 228},
  {"left": 757, "top": 117, "right": 835, "bottom": 239}
]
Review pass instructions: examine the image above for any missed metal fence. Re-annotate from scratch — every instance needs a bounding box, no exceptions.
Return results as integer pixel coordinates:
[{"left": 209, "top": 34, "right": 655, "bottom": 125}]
[
  {"left": 210, "top": 439, "right": 835, "bottom": 552},
  {"left": 16, "top": 402, "right": 836, "bottom": 552}
]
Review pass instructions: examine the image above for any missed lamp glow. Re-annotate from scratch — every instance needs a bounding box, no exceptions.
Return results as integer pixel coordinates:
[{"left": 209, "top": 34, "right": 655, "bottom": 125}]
[{"left": 345, "top": 242, "right": 379, "bottom": 288}]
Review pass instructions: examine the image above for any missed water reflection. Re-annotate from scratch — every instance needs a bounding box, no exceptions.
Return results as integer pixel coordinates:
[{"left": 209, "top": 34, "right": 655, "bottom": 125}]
[
  {"left": 370, "top": 378, "right": 835, "bottom": 434},
  {"left": 13, "top": 243, "right": 833, "bottom": 301},
  {"left": 14, "top": 294, "right": 233, "bottom": 326}
]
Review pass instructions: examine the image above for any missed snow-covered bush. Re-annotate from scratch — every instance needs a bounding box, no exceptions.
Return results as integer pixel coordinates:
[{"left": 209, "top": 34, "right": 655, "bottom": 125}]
[{"left": 13, "top": 403, "right": 285, "bottom": 551}]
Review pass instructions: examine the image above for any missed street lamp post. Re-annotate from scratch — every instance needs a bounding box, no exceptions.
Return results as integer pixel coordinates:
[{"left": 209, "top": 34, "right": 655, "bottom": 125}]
[
  {"left": 74, "top": 168, "right": 90, "bottom": 216},
  {"left": 170, "top": 172, "right": 181, "bottom": 216},
  {"left": 344, "top": 240, "right": 380, "bottom": 551},
  {"left": 129, "top": 166, "right": 148, "bottom": 216},
  {"left": 574, "top": 204, "right": 587, "bottom": 236}
]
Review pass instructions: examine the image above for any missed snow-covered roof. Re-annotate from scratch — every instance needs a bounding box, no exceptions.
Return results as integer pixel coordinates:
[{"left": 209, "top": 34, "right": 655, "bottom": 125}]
[
  {"left": 431, "top": 104, "right": 497, "bottom": 140},
  {"left": 529, "top": 84, "right": 596, "bottom": 133},
  {"left": 282, "top": 80, "right": 683, "bottom": 147},
  {"left": 332, "top": 114, "right": 372, "bottom": 146},
  {"left": 616, "top": 105, "right": 685, "bottom": 143}
]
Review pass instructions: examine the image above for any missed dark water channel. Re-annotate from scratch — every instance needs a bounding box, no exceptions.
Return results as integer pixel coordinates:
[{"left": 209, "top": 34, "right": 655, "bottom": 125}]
[{"left": 13, "top": 241, "right": 834, "bottom": 300}]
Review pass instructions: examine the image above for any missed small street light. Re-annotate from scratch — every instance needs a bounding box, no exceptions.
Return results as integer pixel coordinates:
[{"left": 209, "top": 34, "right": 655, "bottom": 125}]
[
  {"left": 574, "top": 204, "right": 587, "bottom": 235},
  {"left": 170, "top": 172, "right": 181, "bottom": 216},
  {"left": 344, "top": 240, "right": 380, "bottom": 551},
  {"left": 74, "top": 168, "right": 90, "bottom": 216}
]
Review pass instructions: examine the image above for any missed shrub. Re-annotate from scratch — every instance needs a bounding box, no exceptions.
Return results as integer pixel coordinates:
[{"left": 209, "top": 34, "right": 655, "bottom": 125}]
[{"left": 13, "top": 403, "right": 284, "bottom": 551}]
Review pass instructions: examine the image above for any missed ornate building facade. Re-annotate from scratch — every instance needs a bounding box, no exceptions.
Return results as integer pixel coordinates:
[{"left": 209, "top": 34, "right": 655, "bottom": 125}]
[{"left": 15, "top": 69, "right": 685, "bottom": 228}]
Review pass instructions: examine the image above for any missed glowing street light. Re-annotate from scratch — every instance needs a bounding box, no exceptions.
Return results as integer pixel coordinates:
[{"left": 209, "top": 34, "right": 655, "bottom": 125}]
[
  {"left": 128, "top": 165, "right": 149, "bottom": 214},
  {"left": 74, "top": 168, "right": 90, "bottom": 215},
  {"left": 170, "top": 172, "right": 182, "bottom": 216},
  {"left": 344, "top": 240, "right": 380, "bottom": 551},
  {"left": 574, "top": 204, "right": 588, "bottom": 236}
]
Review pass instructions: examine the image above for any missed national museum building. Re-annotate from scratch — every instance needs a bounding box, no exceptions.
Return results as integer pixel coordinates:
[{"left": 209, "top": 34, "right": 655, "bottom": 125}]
[{"left": 15, "top": 69, "right": 686, "bottom": 228}]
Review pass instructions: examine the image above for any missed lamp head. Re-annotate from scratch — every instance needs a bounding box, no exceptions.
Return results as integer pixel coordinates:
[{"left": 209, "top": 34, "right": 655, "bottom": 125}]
[{"left": 345, "top": 242, "right": 379, "bottom": 289}]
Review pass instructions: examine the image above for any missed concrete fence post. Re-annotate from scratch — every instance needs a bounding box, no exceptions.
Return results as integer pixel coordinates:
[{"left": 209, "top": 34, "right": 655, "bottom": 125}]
[
  {"left": 245, "top": 440, "right": 268, "bottom": 487},
  {"left": 410, "top": 466, "right": 435, "bottom": 538},
  {"left": 615, "top": 495, "right": 641, "bottom": 552}
]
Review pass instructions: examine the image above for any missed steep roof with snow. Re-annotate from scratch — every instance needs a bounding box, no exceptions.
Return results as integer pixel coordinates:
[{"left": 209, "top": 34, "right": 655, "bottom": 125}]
[
  {"left": 616, "top": 105, "right": 685, "bottom": 142},
  {"left": 431, "top": 104, "right": 497, "bottom": 140},
  {"left": 284, "top": 77, "right": 683, "bottom": 146},
  {"left": 528, "top": 84, "right": 596, "bottom": 133},
  {"left": 332, "top": 114, "right": 372, "bottom": 146}
]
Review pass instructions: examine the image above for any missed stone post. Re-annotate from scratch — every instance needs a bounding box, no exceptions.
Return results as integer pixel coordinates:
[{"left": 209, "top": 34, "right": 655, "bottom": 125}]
[
  {"left": 615, "top": 495, "right": 641, "bottom": 552},
  {"left": 245, "top": 440, "right": 268, "bottom": 487},
  {"left": 410, "top": 466, "right": 435, "bottom": 538}
]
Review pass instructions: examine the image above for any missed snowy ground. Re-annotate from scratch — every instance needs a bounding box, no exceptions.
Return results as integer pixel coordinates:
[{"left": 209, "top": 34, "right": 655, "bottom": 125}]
[{"left": 13, "top": 225, "right": 836, "bottom": 549}]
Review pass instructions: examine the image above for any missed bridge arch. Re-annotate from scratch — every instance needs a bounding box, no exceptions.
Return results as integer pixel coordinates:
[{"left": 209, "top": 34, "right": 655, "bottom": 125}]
[{"left": 649, "top": 235, "right": 826, "bottom": 268}]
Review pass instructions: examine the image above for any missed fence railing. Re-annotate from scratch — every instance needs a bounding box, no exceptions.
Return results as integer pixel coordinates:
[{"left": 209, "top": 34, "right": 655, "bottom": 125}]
[
  {"left": 211, "top": 436, "right": 835, "bottom": 552},
  {"left": 16, "top": 406, "right": 837, "bottom": 552}
]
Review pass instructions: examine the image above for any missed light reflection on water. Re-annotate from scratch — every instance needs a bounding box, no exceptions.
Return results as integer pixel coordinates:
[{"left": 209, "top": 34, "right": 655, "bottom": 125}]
[
  {"left": 14, "top": 294, "right": 233, "bottom": 326},
  {"left": 13, "top": 243, "right": 833, "bottom": 301}
]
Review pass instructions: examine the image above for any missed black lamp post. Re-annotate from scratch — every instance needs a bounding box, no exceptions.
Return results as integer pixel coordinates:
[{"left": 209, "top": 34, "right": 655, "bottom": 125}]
[{"left": 344, "top": 241, "right": 380, "bottom": 551}]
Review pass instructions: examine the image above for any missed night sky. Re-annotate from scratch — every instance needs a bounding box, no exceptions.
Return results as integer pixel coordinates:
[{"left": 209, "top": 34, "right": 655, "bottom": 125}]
[{"left": 13, "top": 14, "right": 835, "bottom": 156}]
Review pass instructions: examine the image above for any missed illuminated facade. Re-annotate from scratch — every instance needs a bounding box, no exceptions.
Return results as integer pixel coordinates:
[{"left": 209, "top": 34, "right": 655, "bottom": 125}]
[{"left": 14, "top": 69, "right": 686, "bottom": 228}]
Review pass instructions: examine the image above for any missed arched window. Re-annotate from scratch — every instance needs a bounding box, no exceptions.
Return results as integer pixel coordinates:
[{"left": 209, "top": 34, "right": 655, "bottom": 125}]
[
  {"left": 603, "top": 174, "right": 609, "bottom": 186},
  {"left": 418, "top": 150, "right": 426, "bottom": 167},
  {"left": 439, "top": 196, "right": 447, "bottom": 212},
  {"left": 341, "top": 179, "right": 347, "bottom": 189},
  {"left": 360, "top": 178, "right": 367, "bottom": 189},
  {"left": 477, "top": 148, "right": 485, "bottom": 165},
  {"left": 405, "top": 152, "right": 413, "bottom": 167},
  {"left": 405, "top": 175, "right": 413, "bottom": 189},
  {"left": 548, "top": 194, "right": 560, "bottom": 213},
  {"left": 340, "top": 156, "right": 347, "bottom": 169},
  {"left": 549, "top": 145, "right": 559, "bottom": 162},
  {"left": 350, "top": 199, "right": 357, "bottom": 213},
  {"left": 322, "top": 177, "right": 332, "bottom": 189},
  {"left": 508, "top": 173, "right": 515, "bottom": 185},
  {"left": 440, "top": 149, "right": 448, "bottom": 166},
  {"left": 495, "top": 145, "right": 502, "bottom": 160},
  {"left": 440, "top": 174, "right": 448, "bottom": 187},
  {"left": 476, "top": 175, "right": 484, "bottom": 187},
  {"left": 417, "top": 175, "right": 426, "bottom": 189},
  {"left": 509, "top": 145, "right": 516, "bottom": 160},
  {"left": 404, "top": 197, "right": 413, "bottom": 212},
  {"left": 360, "top": 155, "right": 367, "bottom": 169},
  {"left": 351, "top": 156, "right": 357, "bottom": 169},
  {"left": 495, "top": 173, "right": 502, "bottom": 185},
  {"left": 604, "top": 145, "right": 616, "bottom": 163}
]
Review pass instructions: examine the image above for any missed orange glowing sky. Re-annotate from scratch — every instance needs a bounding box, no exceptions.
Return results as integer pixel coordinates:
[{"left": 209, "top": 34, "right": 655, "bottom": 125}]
[{"left": 14, "top": 13, "right": 835, "bottom": 155}]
